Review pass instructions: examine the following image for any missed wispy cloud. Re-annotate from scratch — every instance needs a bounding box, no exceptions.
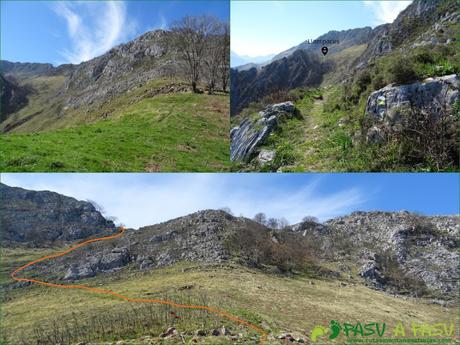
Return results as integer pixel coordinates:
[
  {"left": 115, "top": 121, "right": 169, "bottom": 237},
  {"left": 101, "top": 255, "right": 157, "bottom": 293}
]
[
  {"left": 158, "top": 13, "right": 168, "bottom": 30},
  {"left": 363, "top": 0, "right": 413, "bottom": 25},
  {"left": 53, "top": 1, "right": 137, "bottom": 64},
  {"left": 1, "top": 174, "right": 368, "bottom": 229}
]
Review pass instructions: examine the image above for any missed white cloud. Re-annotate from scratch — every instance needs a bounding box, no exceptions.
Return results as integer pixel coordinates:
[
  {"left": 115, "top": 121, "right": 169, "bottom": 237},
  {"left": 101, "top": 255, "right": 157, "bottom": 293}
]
[
  {"left": 1, "top": 174, "right": 368, "bottom": 229},
  {"left": 363, "top": 0, "right": 413, "bottom": 25},
  {"left": 231, "top": 40, "right": 287, "bottom": 58},
  {"left": 53, "top": 1, "right": 137, "bottom": 64}
]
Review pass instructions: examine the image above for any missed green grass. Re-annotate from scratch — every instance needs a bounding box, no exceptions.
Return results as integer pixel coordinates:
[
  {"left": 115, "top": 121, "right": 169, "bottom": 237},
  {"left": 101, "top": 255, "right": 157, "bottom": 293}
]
[
  {"left": 0, "top": 92, "right": 230, "bottom": 172},
  {"left": 236, "top": 40, "right": 459, "bottom": 172}
]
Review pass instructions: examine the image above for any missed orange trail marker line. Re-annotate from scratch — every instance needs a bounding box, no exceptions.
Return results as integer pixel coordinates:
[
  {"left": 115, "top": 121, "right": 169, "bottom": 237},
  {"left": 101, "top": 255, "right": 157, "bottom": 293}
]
[{"left": 10, "top": 227, "right": 268, "bottom": 343}]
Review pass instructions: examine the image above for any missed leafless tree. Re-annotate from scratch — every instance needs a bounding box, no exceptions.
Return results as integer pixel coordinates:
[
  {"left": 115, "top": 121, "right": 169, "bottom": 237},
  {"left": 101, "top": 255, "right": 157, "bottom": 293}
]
[
  {"left": 253, "top": 212, "right": 267, "bottom": 225},
  {"left": 86, "top": 199, "right": 105, "bottom": 214},
  {"left": 219, "top": 207, "right": 233, "bottom": 215},
  {"left": 171, "top": 15, "right": 216, "bottom": 93},
  {"left": 219, "top": 22, "right": 230, "bottom": 93},
  {"left": 302, "top": 216, "right": 319, "bottom": 223},
  {"left": 278, "top": 217, "right": 290, "bottom": 230},
  {"left": 203, "top": 18, "right": 224, "bottom": 94},
  {"left": 267, "top": 218, "right": 279, "bottom": 229}
]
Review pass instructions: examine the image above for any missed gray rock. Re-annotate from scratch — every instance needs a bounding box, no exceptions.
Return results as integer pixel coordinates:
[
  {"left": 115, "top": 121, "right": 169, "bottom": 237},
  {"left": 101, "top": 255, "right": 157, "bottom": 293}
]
[
  {"left": 366, "top": 126, "right": 386, "bottom": 144},
  {"left": 257, "top": 149, "right": 276, "bottom": 166},
  {"left": 0, "top": 183, "right": 115, "bottom": 246},
  {"left": 231, "top": 102, "right": 296, "bottom": 162},
  {"left": 365, "top": 74, "right": 459, "bottom": 125},
  {"left": 325, "top": 211, "right": 459, "bottom": 298},
  {"left": 160, "top": 327, "right": 177, "bottom": 338}
]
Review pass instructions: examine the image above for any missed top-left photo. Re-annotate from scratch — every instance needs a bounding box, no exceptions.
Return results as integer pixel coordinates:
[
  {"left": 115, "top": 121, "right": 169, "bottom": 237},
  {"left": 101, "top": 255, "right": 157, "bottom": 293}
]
[{"left": 0, "top": 0, "right": 230, "bottom": 172}]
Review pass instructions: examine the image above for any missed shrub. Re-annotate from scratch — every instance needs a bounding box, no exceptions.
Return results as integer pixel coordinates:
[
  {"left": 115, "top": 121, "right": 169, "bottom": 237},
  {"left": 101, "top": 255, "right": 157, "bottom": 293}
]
[
  {"left": 388, "top": 58, "right": 419, "bottom": 85},
  {"left": 356, "top": 71, "right": 372, "bottom": 91},
  {"left": 372, "top": 74, "right": 386, "bottom": 91},
  {"left": 414, "top": 50, "right": 435, "bottom": 64}
]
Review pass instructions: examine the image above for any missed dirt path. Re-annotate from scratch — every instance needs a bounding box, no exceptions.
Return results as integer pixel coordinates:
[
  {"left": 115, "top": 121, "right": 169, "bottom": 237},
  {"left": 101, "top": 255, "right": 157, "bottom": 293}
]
[{"left": 11, "top": 227, "right": 268, "bottom": 343}]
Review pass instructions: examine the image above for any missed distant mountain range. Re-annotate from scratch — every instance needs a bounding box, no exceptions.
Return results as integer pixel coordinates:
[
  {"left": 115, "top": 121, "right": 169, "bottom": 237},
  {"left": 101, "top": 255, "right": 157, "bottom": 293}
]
[{"left": 230, "top": 51, "right": 274, "bottom": 69}]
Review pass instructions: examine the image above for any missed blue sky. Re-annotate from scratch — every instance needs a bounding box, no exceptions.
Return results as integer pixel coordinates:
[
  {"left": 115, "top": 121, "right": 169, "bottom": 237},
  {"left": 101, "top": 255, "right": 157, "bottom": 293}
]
[
  {"left": 1, "top": 1, "right": 229, "bottom": 65},
  {"left": 1, "top": 173, "right": 458, "bottom": 229},
  {"left": 231, "top": 1, "right": 412, "bottom": 58}
]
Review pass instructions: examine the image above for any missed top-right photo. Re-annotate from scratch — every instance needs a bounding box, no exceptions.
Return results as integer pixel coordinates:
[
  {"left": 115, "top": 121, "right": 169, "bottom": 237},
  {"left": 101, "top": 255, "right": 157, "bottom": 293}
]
[{"left": 230, "top": 0, "right": 459, "bottom": 172}]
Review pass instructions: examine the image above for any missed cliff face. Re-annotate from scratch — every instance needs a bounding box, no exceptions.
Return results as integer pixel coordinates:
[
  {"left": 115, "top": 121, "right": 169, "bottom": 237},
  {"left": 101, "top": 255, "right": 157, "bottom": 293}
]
[
  {"left": 59, "top": 30, "right": 179, "bottom": 111},
  {"left": 357, "top": 0, "right": 458, "bottom": 67},
  {"left": 0, "top": 183, "right": 115, "bottom": 247},
  {"left": 231, "top": 50, "right": 326, "bottom": 115},
  {"left": 292, "top": 211, "right": 458, "bottom": 299},
  {"left": 0, "top": 74, "right": 30, "bottom": 121}
]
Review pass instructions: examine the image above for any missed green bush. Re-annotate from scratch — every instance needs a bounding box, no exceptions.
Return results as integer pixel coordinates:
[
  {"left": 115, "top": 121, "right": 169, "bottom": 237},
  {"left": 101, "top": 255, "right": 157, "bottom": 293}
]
[
  {"left": 414, "top": 50, "right": 435, "bottom": 64},
  {"left": 371, "top": 74, "right": 386, "bottom": 91},
  {"left": 356, "top": 71, "right": 372, "bottom": 91},
  {"left": 388, "top": 58, "right": 419, "bottom": 84}
]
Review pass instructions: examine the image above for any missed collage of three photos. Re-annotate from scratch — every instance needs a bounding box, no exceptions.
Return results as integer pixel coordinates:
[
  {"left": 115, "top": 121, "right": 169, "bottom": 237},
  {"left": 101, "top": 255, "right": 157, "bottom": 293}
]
[{"left": 1, "top": 0, "right": 459, "bottom": 344}]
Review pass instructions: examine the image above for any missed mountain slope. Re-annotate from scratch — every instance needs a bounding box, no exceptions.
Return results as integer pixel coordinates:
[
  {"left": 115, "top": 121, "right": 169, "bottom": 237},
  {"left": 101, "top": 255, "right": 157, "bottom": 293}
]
[
  {"left": 271, "top": 27, "right": 373, "bottom": 62},
  {"left": 0, "top": 183, "right": 115, "bottom": 246},
  {"left": 3, "top": 182, "right": 455, "bottom": 301},
  {"left": 1, "top": 30, "right": 194, "bottom": 133},
  {"left": 0, "top": 88, "right": 230, "bottom": 172},
  {"left": 0, "top": 74, "right": 30, "bottom": 121},
  {"left": 231, "top": 49, "right": 328, "bottom": 115},
  {"left": 231, "top": 0, "right": 459, "bottom": 171},
  {"left": 0, "top": 27, "right": 230, "bottom": 172},
  {"left": 2, "top": 184, "right": 458, "bottom": 344}
]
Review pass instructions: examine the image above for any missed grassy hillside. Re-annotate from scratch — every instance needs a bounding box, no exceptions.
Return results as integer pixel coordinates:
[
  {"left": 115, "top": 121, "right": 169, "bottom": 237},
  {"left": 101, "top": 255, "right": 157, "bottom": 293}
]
[
  {"left": 0, "top": 91, "right": 230, "bottom": 172},
  {"left": 233, "top": 40, "right": 459, "bottom": 172},
  {"left": 2, "top": 248, "right": 457, "bottom": 345}
]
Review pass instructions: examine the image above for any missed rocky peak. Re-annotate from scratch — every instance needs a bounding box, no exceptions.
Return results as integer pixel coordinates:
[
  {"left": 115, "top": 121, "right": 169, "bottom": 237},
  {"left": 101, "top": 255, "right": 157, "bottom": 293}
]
[
  {"left": 272, "top": 27, "right": 373, "bottom": 61},
  {"left": 61, "top": 29, "right": 175, "bottom": 110},
  {"left": 0, "top": 183, "right": 115, "bottom": 247},
  {"left": 0, "top": 60, "right": 57, "bottom": 79}
]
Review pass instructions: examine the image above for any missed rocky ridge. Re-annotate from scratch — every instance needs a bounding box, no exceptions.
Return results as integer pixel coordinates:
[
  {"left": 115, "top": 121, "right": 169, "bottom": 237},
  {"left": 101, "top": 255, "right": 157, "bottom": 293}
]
[
  {"left": 3, "top": 184, "right": 458, "bottom": 300},
  {"left": 291, "top": 211, "right": 458, "bottom": 299},
  {"left": 231, "top": 49, "right": 326, "bottom": 115},
  {"left": 0, "top": 28, "right": 227, "bottom": 131},
  {"left": 0, "top": 183, "right": 115, "bottom": 246}
]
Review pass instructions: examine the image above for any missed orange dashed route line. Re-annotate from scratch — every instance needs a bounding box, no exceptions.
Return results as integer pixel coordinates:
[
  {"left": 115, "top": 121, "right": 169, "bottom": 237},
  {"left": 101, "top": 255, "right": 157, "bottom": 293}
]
[{"left": 11, "top": 226, "right": 268, "bottom": 343}]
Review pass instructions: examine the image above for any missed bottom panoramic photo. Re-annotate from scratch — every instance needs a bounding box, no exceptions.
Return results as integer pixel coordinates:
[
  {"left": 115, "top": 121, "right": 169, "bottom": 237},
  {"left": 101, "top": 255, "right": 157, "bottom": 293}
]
[{"left": 1, "top": 173, "right": 458, "bottom": 345}]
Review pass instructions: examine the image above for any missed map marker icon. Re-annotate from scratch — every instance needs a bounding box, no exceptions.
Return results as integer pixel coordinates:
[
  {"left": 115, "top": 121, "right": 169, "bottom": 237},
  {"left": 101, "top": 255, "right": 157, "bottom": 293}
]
[{"left": 321, "top": 46, "right": 328, "bottom": 56}]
